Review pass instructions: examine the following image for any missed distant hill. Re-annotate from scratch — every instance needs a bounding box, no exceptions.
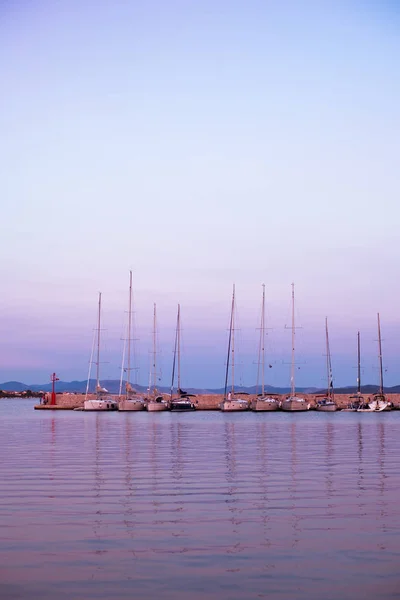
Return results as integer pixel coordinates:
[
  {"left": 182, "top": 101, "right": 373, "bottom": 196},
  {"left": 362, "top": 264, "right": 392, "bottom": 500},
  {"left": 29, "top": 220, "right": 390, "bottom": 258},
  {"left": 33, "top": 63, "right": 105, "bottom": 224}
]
[
  {"left": 325, "top": 384, "right": 400, "bottom": 394},
  {"left": 0, "top": 381, "right": 29, "bottom": 392},
  {"left": 0, "top": 379, "right": 320, "bottom": 394},
  {"left": 2, "top": 379, "right": 399, "bottom": 395}
]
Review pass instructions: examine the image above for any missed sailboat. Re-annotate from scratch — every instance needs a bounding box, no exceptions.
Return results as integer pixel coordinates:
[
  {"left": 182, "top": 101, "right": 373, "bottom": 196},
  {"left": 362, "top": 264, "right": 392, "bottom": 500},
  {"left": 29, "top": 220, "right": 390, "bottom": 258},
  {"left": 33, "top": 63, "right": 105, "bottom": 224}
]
[
  {"left": 169, "top": 304, "right": 196, "bottom": 411},
  {"left": 146, "top": 303, "right": 168, "bottom": 412},
  {"left": 84, "top": 293, "right": 118, "bottom": 411},
  {"left": 363, "top": 313, "right": 392, "bottom": 412},
  {"left": 220, "top": 285, "right": 249, "bottom": 412},
  {"left": 251, "top": 284, "right": 279, "bottom": 411},
  {"left": 119, "top": 271, "right": 145, "bottom": 411},
  {"left": 316, "top": 317, "right": 338, "bottom": 411},
  {"left": 343, "top": 331, "right": 364, "bottom": 411},
  {"left": 281, "top": 283, "right": 310, "bottom": 412}
]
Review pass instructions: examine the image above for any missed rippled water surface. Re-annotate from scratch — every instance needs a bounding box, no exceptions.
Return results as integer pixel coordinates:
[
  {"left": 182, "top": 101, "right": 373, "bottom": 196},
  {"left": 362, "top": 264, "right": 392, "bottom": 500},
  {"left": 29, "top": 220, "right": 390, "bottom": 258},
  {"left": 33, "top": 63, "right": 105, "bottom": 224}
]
[{"left": 1, "top": 400, "right": 400, "bottom": 600}]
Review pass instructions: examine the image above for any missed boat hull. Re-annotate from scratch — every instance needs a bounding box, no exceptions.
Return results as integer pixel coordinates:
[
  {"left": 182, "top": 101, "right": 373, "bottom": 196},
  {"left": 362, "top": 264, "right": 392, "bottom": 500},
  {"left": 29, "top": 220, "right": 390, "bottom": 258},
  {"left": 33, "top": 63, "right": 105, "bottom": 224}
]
[
  {"left": 220, "top": 400, "right": 249, "bottom": 412},
  {"left": 84, "top": 399, "right": 118, "bottom": 411},
  {"left": 147, "top": 401, "right": 168, "bottom": 412},
  {"left": 118, "top": 398, "right": 145, "bottom": 411},
  {"left": 376, "top": 403, "right": 392, "bottom": 412},
  {"left": 251, "top": 398, "right": 279, "bottom": 411},
  {"left": 281, "top": 398, "right": 309, "bottom": 412},
  {"left": 370, "top": 398, "right": 392, "bottom": 412},
  {"left": 170, "top": 401, "right": 196, "bottom": 411},
  {"left": 316, "top": 403, "right": 338, "bottom": 412}
]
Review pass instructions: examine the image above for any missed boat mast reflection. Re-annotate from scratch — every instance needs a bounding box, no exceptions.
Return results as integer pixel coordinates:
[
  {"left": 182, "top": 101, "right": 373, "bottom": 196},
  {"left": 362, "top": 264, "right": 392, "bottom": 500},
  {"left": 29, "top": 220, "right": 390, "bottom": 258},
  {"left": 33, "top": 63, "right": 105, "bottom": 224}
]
[
  {"left": 256, "top": 421, "right": 271, "bottom": 549},
  {"left": 169, "top": 421, "right": 185, "bottom": 540},
  {"left": 224, "top": 422, "right": 244, "bottom": 556},
  {"left": 325, "top": 421, "right": 334, "bottom": 505},
  {"left": 289, "top": 422, "right": 300, "bottom": 548},
  {"left": 122, "top": 416, "right": 136, "bottom": 543},
  {"left": 378, "top": 421, "right": 388, "bottom": 532}
]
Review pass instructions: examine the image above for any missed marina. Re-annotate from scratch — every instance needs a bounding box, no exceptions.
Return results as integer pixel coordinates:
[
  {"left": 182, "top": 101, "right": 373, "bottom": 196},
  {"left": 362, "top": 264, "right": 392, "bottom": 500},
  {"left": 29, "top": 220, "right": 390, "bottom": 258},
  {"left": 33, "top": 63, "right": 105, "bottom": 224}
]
[
  {"left": 29, "top": 281, "right": 398, "bottom": 416},
  {"left": 34, "top": 392, "right": 400, "bottom": 411}
]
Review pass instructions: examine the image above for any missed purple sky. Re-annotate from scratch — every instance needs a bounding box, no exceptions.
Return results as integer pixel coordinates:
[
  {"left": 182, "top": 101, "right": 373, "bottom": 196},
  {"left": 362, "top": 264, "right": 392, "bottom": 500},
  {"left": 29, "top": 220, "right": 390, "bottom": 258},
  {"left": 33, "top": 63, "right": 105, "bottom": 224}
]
[{"left": 0, "top": 1, "right": 399, "bottom": 387}]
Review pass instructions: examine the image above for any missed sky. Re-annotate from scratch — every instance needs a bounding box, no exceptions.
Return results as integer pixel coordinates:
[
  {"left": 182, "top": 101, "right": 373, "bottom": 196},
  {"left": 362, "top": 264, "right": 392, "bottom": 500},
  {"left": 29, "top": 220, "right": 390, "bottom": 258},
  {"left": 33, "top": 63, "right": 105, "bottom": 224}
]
[{"left": 0, "top": 0, "right": 399, "bottom": 388}]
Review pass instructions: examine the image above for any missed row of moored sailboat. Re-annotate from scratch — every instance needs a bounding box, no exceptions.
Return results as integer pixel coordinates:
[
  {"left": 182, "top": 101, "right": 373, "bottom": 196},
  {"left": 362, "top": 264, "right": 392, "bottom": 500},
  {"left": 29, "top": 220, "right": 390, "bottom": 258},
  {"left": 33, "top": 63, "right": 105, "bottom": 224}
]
[
  {"left": 83, "top": 275, "right": 392, "bottom": 413},
  {"left": 219, "top": 283, "right": 392, "bottom": 413},
  {"left": 83, "top": 273, "right": 196, "bottom": 412}
]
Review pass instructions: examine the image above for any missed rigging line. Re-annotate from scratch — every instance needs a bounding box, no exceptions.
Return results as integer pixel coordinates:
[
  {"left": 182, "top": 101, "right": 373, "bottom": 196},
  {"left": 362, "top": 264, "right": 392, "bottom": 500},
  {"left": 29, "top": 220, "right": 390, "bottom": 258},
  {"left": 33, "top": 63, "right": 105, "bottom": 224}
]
[
  {"left": 85, "top": 326, "right": 97, "bottom": 400},
  {"left": 170, "top": 307, "right": 179, "bottom": 398},
  {"left": 119, "top": 322, "right": 128, "bottom": 397},
  {"left": 224, "top": 285, "right": 235, "bottom": 400}
]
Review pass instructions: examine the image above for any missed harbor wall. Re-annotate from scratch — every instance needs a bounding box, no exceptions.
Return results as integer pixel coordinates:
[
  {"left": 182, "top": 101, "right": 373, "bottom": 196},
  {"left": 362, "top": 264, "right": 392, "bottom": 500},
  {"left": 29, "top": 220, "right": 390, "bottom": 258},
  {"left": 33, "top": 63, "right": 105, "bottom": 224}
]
[{"left": 43, "top": 392, "right": 400, "bottom": 410}]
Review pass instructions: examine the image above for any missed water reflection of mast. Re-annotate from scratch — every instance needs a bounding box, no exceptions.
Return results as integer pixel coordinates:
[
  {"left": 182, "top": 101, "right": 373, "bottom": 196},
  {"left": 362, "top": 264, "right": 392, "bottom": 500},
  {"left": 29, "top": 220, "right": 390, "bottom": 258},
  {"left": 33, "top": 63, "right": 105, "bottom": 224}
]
[
  {"left": 93, "top": 414, "right": 104, "bottom": 541},
  {"left": 378, "top": 422, "right": 387, "bottom": 530},
  {"left": 151, "top": 420, "right": 161, "bottom": 514},
  {"left": 325, "top": 422, "right": 334, "bottom": 505},
  {"left": 289, "top": 423, "right": 300, "bottom": 547},
  {"left": 170, "top": 422, "right": 185, "bottom": 539},
  {"left": 224, "top": 423, "right": 243, "bottom": 555},
  {"left": 357, "top": 422, "right": 365, "bottom": 510},
  {"left": 122, "top": 416, "right": 136, "bottom": 542},
  {"left": 256, "top": 421, "right": 271, "bottom": 549}
]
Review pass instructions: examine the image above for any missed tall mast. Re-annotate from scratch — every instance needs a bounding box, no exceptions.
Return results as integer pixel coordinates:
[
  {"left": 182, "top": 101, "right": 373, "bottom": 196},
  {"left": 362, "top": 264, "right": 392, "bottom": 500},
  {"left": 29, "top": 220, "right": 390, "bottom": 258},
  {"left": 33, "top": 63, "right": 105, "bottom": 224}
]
[
  {"left": 231, "top": 284, "right": 235, "bottom": 394},
  {"left": 152, "top": 303, "right": 157, "bottom": 393},
  {"left": 357, "top": 331, "right": 361, "bottom": 395},
  {"left": 126, "top": 270, "right": 133, "bottom": 396},
  {"left": 377, "top": 312, "right": 384, "bottom": 396},
  {"left": 325, "top": 317, "right": 333, "bottom": 399},
  {"left": 96, "top": 292, "right": 101, "bottom": 390},
  {"left": 177, "top": 304, "right": 181, "bottom": 392},
  {"left": 224, "top": 285, "right": 235, "bottom": 400},
  {"left": 261, "top": 284, "right": 265, "bottom": 396},
  {"left": 290, "top": 283, "right": 295, "bottom": 397},
  {"left": 170, "top": 304, "right": 179, "bottom": 398}
]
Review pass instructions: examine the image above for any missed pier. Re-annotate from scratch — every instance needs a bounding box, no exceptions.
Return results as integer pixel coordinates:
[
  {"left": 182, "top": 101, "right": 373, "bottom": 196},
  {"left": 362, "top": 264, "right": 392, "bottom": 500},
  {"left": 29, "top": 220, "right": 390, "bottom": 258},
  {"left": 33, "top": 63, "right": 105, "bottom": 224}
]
[{"left": 33, "top": 392, "right": 400, "bottom": 411}]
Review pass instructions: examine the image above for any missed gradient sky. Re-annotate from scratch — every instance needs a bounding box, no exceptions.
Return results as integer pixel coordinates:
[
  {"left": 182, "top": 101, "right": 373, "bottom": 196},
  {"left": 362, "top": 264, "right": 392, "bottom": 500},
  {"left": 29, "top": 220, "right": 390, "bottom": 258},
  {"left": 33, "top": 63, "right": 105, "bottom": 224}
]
[{"left": 1, "top": 0, "right": 399, "bottom": 388}]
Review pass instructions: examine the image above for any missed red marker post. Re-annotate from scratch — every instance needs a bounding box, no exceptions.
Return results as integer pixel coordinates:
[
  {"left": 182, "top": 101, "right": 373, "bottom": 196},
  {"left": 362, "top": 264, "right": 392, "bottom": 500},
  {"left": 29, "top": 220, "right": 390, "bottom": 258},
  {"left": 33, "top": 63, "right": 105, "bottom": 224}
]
[{"left": 50, "top": 373, "right": 59, "bottom": 406}]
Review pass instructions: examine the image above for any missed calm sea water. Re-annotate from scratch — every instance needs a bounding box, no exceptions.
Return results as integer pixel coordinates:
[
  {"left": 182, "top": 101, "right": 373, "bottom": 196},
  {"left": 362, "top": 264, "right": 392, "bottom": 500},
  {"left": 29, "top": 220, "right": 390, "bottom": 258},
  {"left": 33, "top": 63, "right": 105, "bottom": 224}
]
[{"left": 1, "top": 400, "right": 400, "bottom": 600}]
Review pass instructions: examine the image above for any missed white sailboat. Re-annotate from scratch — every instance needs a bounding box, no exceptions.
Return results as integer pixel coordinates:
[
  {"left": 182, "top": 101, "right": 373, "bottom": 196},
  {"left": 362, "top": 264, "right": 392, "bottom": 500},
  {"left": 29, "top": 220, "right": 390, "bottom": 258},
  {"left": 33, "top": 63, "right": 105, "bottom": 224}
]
[
  {"left": 220, "top": 285, "right": 249, "bottom": 412},
  {"left": 251, "top": 284, "right": 279, "bottom": 411},
  {"left": 146, "top": 303, "right": 168, "bottom": 412},
  {"left": 359, "top": 313, "right": 392, "bottom": 412},
  {"left": 281, "top": 283, "right": 310, "bottom": 412},
  {"left": 84, "top": 293, "right": 118, "bottom": 411},
  {"left": 316, "top": 317, "right": 338, "bottom": 412},
  {"left": 170, "top": 304, "right": 196, "bottom": 411},
  {"left": 119, "top": 271, "right": 145, "bottom": 411}
]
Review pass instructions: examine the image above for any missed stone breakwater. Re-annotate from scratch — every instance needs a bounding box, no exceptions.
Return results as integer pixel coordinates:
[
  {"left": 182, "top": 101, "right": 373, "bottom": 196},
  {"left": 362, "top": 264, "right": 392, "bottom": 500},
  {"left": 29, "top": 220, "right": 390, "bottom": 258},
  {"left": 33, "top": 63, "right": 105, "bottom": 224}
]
[{"left": 42, "top": 392, "right": 400, "bottom": 410}]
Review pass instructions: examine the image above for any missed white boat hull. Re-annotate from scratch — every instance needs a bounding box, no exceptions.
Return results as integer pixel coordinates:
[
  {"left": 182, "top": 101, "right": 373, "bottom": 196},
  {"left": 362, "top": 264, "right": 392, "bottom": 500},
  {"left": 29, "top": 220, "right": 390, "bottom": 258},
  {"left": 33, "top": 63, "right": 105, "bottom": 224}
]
[
  {"left": 118, "top": 398, "right": 145, "bottom": 411},
  {"left": 369, "top": 398, "right": 392, "bottom": 412},
  {"left": 376, "top": 402, "right": 392, "bottom": 412},
  {"left": 220, "top": 399, "right": 249, "bottom": 412},
  {"left": 316, "top": 402, "right": 338, "bottom": 412},
  {"left": 84, "top": 399, "right": 118, "bottom": 411},
  {"left": 358, "top": 399, "right": 392, "bottom": 412},
  {"left": 147, "top": 400, "right": 168, "bottom": 412},
  {"left": 251, "top": 398, "right": 279, "bottom": 411},
  {"left": 281, "top": 397, "right": 310, "bottom": 412}
]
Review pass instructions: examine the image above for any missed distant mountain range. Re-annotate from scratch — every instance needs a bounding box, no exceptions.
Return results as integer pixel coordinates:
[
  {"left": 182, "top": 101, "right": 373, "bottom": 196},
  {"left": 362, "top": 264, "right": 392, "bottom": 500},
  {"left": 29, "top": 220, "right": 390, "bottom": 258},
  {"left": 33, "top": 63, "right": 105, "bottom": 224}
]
[{"left": 1, "top": 380, "right": 399, "bottom": 394}]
